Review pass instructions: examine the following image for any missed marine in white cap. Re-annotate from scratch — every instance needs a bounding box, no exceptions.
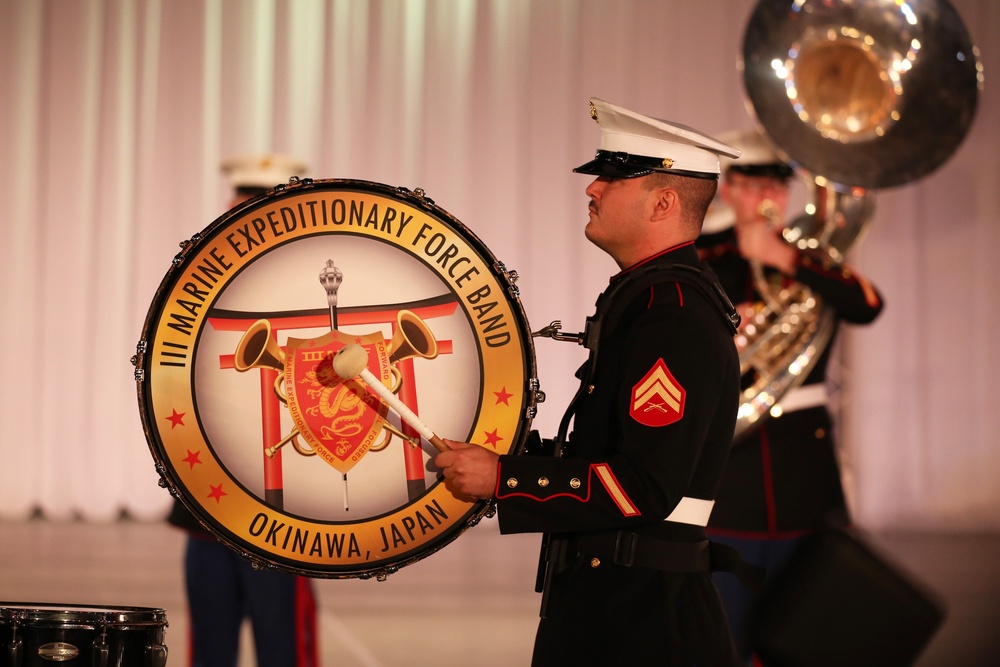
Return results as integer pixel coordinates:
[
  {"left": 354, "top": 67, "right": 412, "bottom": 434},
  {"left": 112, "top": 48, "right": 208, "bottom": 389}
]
[
  {"left": 435, "top": 98, "right": 749, "bottom": 666},
  {"left": 169, "top": 149, "right": 318, "bottom": 667}
]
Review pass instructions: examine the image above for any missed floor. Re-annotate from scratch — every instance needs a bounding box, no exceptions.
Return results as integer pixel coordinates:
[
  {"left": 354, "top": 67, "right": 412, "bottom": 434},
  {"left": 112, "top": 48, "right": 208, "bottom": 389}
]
[{"left": 1, "top": 519, "right": 998, "bottom": 666}]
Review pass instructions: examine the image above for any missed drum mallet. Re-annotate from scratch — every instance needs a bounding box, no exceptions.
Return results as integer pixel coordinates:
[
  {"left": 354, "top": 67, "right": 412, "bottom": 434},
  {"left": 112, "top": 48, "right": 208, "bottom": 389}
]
[{"left": 333, "top": 343, "right": 450, "bottom": 452}]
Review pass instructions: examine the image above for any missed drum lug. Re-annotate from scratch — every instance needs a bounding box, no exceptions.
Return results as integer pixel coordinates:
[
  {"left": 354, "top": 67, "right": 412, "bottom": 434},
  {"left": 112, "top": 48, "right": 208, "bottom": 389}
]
[
  {"left": 172, "top": 234, "right": 201, "bottom": 266},
  {"left": 92, "top": 626, "right": 109, "bottom": 667},
  {"left": 93, "top": 645, "right": 109, "bottom": 667},
  {"left": 7, "top": 635, "right": 21, "bottom": 664},
  {"left": 247, "top": 555, "right": 269, "bottom": 570},
  {"left": 147, "top": 643, "right": 169, "bottom": 667},
  {"left": 396, "top": 186, "right": 437, "bottom": 207},
  {"left": 411, "top": 187, "right": 435, "bottom": 206},
  {"left": 525, "top": 377, "right": 545, "bottom": 419},
  {"left": 154, "top": 463, "right": 174, "bottom": 491},
  {"left": 274, "top": 176, "right": 308, "bottom": 192},
  {"left": 132, "top": 340, "right": 147, "bottom": 382},
  {"left": 494, "top": 261, "right": 521, "bottom": 297}
]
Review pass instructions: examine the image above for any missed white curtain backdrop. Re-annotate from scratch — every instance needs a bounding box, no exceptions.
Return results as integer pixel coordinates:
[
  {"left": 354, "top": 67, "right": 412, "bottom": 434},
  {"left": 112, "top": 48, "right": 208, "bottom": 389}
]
[{"left": 0, "top": 0, "right": 997, "bottom": 531}]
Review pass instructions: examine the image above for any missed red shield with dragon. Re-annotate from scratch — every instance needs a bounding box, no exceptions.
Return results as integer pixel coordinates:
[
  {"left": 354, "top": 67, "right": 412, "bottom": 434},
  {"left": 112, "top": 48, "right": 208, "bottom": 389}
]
[{"left": 284, "top": 330, "right": 392, "bottom": 475}]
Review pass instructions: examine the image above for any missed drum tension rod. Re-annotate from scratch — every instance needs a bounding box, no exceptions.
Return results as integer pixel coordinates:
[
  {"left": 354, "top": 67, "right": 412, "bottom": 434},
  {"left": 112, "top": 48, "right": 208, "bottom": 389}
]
[{"left": 533, "top": 320, "right": 584, "bottom": 344}]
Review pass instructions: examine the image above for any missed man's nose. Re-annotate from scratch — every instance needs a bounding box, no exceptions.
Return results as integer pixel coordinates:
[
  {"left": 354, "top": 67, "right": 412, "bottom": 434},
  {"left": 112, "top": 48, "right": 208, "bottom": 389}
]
[{"left": 585, "top": 178, "right": 604, "bottom": 198}]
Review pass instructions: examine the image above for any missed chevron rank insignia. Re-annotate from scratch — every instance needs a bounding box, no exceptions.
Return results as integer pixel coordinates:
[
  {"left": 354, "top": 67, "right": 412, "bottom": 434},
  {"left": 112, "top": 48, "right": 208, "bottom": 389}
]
[{"left": 630, "top": 358, "right": 685, "bottom": 427}]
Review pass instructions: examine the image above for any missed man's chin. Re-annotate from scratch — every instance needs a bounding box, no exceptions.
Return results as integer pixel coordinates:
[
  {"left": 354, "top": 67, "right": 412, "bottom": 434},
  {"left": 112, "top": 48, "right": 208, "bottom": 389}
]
[{"left": 584, "top": 227, "right": 611, "bottom": 256}]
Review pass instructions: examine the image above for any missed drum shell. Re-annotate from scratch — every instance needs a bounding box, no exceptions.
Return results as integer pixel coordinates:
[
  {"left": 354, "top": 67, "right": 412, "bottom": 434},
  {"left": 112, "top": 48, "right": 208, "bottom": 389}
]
[{"left": 0, "top": 603, "right": 167, "bottom": 667}]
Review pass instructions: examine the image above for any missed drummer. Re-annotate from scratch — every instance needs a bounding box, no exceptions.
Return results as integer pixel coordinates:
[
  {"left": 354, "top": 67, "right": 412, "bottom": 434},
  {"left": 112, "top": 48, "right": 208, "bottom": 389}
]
[
  {"left": 436, "top": 98, "right": 750, "bottom": 666},
  {"left": 166, "top": 153, "right": 319, "bottom": 667}
]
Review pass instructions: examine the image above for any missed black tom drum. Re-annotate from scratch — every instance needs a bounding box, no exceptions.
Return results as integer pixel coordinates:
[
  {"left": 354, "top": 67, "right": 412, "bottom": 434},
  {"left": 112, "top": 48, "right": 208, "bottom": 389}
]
[{"left": 0, "top": 603, "right": 167, "bottom": 667}]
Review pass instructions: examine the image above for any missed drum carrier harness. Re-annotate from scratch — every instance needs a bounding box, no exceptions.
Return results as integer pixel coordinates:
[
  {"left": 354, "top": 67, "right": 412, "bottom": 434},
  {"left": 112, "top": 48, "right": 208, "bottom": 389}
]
[{"left": 532, "top": 260, "right": 760, "bottom": 617}]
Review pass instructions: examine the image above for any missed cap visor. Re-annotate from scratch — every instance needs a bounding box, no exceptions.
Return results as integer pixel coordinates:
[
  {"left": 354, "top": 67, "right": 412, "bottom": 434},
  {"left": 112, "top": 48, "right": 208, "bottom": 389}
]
[{"left": 572, "top": 158, "right": 650, "bottom": 179}]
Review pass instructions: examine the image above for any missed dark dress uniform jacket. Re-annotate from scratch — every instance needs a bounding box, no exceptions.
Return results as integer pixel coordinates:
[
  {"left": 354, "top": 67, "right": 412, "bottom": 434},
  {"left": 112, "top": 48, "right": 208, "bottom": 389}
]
[
  {"left": 697, "top": 227, "right": 883, "bottom": 536},
  {"left": 495, "top": 243, "right": 743, "bottom": 666}
]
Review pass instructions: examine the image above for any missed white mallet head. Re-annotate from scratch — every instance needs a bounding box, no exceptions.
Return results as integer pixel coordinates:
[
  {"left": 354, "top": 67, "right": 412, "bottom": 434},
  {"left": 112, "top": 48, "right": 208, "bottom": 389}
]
[{"left": 333, "top": 343, "right": 369, "bottom": 379}]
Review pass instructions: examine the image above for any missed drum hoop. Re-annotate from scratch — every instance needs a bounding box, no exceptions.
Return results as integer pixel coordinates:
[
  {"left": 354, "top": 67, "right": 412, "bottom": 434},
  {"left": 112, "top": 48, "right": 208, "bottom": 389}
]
[
  {"left": 0, "top": 602, "right": 167, "bottom": 626},
  {"left": 135, "top": 179, "right": 538, "bottom": 579}
]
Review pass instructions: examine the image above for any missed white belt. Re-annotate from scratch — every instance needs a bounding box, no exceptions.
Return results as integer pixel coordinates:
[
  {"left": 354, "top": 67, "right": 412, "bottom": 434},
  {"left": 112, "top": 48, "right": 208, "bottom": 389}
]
[
  {"left": 776, "top": 383, "right": 827, "bottom": 414},
  {"left": 665, "top": 497, "right": 714, "bottom": 526}
]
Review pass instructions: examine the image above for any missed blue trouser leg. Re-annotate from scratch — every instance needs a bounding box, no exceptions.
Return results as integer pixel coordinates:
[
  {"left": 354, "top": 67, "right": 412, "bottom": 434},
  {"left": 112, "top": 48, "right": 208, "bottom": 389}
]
[
  {"left": 712, "top": 534, "right": 804, "bottom": 666},
  {"left": 185, "top": 538, "right": 243, "bottom": 667}
]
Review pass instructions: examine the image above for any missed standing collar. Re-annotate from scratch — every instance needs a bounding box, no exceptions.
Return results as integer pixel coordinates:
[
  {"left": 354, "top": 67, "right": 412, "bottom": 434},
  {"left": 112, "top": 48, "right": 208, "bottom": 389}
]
[{"left": 609, "top": 241, "right": 699, "bottom": 284}]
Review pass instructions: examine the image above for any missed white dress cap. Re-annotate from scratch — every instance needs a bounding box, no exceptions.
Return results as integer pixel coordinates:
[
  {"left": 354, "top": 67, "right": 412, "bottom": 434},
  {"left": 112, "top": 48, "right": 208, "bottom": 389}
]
[
  {"left": 716, "top": 129, "right": 793, "bottom": 178},
  {"left": 220, "top": 153, "right": 309, "bottom": 189},
  {"left": 574, "top": 98, "right": 740, "bottom": 179}
]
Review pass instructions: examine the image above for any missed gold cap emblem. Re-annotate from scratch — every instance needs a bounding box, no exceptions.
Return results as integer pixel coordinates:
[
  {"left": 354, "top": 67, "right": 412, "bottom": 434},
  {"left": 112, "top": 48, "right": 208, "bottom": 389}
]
[{"left": 589, "top": 100, "right": 598, "bottom": 122}]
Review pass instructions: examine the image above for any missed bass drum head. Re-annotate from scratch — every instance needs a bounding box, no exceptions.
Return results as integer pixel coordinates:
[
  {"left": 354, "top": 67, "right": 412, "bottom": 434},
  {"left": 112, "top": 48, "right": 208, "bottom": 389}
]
[{"left": 136, "top": 179, "right": 537, "bottom": 579}]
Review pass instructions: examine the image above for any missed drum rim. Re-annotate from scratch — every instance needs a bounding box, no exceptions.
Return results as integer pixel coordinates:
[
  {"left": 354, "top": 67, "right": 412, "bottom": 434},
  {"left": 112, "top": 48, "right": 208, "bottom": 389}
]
[{"left": 0, "top": 602, "right": 167, "bottom": 625}]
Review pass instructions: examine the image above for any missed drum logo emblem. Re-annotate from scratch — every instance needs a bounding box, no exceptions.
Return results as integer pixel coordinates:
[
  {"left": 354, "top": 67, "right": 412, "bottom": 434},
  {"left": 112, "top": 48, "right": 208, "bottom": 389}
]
[
  {"left": 38, "top": 642, "right": 80, "bottom": 661},
  {"left": 283, "top": 331, "right": 391, "bottom": 474}
]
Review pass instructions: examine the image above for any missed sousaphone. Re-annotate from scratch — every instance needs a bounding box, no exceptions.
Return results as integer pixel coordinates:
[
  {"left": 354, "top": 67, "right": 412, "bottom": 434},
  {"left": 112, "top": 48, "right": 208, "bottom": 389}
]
[{"left": 733, "top": 0, "right": 983, "bottom": 438}]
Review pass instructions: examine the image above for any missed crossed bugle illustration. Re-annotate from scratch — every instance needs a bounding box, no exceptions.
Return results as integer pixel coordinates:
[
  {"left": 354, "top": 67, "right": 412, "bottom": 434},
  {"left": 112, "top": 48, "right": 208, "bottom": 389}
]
[{"left": 233, "top": 296, "right": 444, "bottom": 476}]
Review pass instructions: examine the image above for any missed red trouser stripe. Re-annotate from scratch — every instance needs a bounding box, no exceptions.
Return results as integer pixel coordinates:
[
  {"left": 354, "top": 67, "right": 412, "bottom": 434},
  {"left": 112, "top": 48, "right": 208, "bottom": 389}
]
[{"left": 295, "top": 577, "right": 319, "bottom": 667}]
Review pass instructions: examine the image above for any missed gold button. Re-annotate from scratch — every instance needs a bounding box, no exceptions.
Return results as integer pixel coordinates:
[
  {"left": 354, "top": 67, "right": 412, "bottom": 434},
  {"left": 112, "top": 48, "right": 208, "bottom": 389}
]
[
  {"left": 537, "top": 477, "right": 549, "bottom": 488},
  {"left": 590, "top": 558, "right": 601, "bottom": 568},
  {"left": 570, "top": 478, "right": 581, "bottom": 489},
  {"left": 815, "top": 428, "right": 826, "bottom": 439},
  {"left": 587, "top": 385, "right": 595, "bottom": 394},
  {"left": 506, "top": 478, "right": 518, "bottom": 489}
]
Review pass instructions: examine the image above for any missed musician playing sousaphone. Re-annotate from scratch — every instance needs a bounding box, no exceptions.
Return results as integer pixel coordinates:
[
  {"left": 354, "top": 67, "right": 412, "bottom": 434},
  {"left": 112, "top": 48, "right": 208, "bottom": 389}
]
[{"left": 695, "top": 130, "right": 883, "bottom": 664}]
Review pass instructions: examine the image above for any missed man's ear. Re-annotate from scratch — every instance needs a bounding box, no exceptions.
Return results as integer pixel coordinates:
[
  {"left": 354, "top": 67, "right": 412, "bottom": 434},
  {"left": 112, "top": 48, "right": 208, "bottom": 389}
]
[{"left": 650, "top": 186, "right": 678, "bottom": 223}]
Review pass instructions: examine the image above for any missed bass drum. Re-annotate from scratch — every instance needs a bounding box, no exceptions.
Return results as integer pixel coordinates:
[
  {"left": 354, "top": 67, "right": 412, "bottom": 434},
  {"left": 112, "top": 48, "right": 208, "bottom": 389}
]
[
  {"left": 0, "top": 603, "right": 167, "bottom": 667},
  {"left": 134, "top": 179, "right": 539, "bottom": 579}
]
